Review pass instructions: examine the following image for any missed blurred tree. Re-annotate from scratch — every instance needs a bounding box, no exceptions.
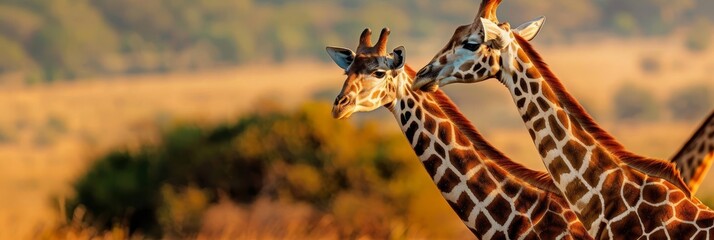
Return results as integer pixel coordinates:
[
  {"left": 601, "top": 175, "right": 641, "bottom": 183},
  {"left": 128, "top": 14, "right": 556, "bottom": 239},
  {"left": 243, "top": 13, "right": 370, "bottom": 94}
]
[
  {"left": 613, "top": 82, "right": 660, "bottom": 121},
  {"left": 667, "top": 83, "right": 712, "bottom": 121},
  {"left": 1, "top": 0, "right": 714, "bottom": 83},
  {"left": 599, "top": 0, "right": 695, "bottom": 35},
  {"left": 639, "top": 55, "right": 662, "bottom": 74},
  {"left": 0, "top": 4, "right": 44, "bottom": 42},
  {"left": 611, "top": 12, "right": 639, "bottom": 36},
  {"left": 685, "top": 18, "right": 712, "bottom": 52},
  {"left": 0, "top": 35, "right": 35, "bottom": 73},
  {"left": 502, "top": 0, "right": 600, "bottom": 37},
  {"left": 26, "top": 0, "right": 119, "bottom": 81},
  {"left": 694, "top": 0, "right": 714, "bottom": 21}
]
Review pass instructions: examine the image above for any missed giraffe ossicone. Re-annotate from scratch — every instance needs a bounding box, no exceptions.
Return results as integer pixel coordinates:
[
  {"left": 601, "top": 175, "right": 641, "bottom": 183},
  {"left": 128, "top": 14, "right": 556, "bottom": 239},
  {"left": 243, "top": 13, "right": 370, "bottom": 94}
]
[
  {"left": 326, "top": 28, "right": 592, "bottom": 239},
  {"left": 413, "top": 0, "right": 714, "bottom": 238}
]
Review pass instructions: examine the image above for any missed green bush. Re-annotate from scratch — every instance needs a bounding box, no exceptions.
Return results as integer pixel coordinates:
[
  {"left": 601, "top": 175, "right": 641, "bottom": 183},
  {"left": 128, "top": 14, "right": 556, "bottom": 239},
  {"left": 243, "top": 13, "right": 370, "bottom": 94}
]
[
  {"left": 0, "top": 35, "right": 34, "bottom": 73},
  {"left": 613, "top": 82, "right": 660, "bottom": 121},
  {"left": 65, "top": 102, "right": 416, "bottom": 237},
  {"left": 667, "top": 83, "right": 712, "bottom": 121},
  {"left": 67, "top": 151, "right": 166, "bottom": 235}
]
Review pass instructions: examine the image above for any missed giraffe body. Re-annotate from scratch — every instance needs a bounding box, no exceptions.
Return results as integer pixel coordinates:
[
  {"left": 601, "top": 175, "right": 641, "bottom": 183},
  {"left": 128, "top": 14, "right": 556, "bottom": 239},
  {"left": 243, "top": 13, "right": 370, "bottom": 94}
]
[
  {"left": 327, "top": 28, "right": 591, "bottom": 239},
  {"left": 412, "top": 1, "right": 714, "bottom": 238}
]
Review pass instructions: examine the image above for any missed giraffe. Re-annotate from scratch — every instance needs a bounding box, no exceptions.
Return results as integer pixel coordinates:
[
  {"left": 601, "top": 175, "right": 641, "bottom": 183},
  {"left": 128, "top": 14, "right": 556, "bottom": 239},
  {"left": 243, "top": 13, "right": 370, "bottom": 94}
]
[
  {"left": 326, "top": 28, "right": 592, "bottom": 239},
  {"left": 409, "top": 0, "right": 714, "bottom": 198},
  {"left": 671, "top": 110, "right": 714, "bottom": 194},
  {"left": 411, "top": 1, "right": 714, "bottom": 238}
]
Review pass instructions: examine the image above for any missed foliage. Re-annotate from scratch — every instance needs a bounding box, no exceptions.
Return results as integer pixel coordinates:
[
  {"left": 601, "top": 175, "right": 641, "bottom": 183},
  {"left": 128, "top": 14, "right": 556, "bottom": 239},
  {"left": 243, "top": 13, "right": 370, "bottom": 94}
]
[
  {"left": 0, "top": 126, "right": 13, "bottom": 143},
  {"left": 611, "top": 12, "right": 638, "bottom": 36},
  {"left": 667, "top": 83, "right": 712, "bottom": 121},
  {"left": 0, "top": 0, "right": 712, "bottom": 82},
  {"left": 67, "top": 151, "right": 166, "bottom": 236},
  {"left": 157, "top": 185, "right": 210, "bottom": 237},
  {"left": 65, "top": 102, "right": 452, "bottom": 238},
  {"left": 639, "top": 55, "right": 662, "bottom": 73},
  {"left": 613, "top": 82, "right": 660, "bottom": 121},
  {"left": 0, "top": 35, "right": 34, "bottom": 73},
  {"left": 598, "top": 0, "right": 695, "bottom": 36},
  {"left": 685, "top": 18, "right": 712, "bottom": 52}
]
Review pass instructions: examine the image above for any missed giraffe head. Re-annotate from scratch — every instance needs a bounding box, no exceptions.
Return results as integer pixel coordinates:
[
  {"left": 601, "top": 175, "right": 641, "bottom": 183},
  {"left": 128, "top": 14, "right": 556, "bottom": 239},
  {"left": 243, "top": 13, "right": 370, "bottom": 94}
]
[
  {"left": 412, "top": 0, "right": 545, "bottom": 91},
  {"left": 326, "top": 28, "right": 406, "bottom": 119}
]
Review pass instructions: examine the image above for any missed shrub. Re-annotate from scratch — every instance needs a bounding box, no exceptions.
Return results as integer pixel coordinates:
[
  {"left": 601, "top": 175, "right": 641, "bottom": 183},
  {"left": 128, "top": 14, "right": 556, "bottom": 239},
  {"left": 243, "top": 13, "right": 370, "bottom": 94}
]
[
  {"left": 0, "top": 127, "right": 13, "bottom": 143},
  {"left": 611, "top": 12, "right": 638, "bottom": 37},
  {"left": 613, "top": 82, "right": 660, "bottom": 121},
  {"left": 639, "top": 55, "right": 661, "bottom": 74},
  {"left": 157, "top": 185, "right": 210, "bottom": 237},
  {"left": 66, "top": 151, "right": 166, "bottom": 236},
  {"left": 0, "top": 35, "right": 34, "bottom": 73},
  {"left": 685, "top": 18, "right": 712, "bottom": 52},
  {"left": 667, "top": 83, "right": 712, "bottom": 121},
  {"left": 65, "top": 102, "right": 417, "bottom": 237}
]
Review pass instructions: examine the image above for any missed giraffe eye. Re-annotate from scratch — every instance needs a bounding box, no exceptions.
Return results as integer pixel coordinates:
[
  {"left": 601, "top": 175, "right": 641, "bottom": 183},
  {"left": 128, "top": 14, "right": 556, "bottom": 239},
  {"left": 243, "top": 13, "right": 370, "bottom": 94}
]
[
  {"left": 462, "top": 41, "right": 480, "bottom": 51},
  {"left": 372, "top": 70, "right": 386, "bottom": 78}
]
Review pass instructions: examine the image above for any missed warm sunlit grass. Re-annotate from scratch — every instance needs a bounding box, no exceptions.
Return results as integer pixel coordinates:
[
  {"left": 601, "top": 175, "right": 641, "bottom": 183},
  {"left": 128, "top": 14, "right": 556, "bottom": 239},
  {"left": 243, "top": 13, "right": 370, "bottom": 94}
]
[
  {"left": 1, "top": 34, "right": 713, "bottom": 238},
  {"left": 0, "top": 63, "right": 339, "bottom": 239}
]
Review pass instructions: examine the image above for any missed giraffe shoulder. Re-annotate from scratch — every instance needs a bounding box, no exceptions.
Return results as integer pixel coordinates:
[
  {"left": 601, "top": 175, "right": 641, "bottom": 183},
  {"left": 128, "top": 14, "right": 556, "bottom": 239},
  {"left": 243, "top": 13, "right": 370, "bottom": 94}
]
[
  {"left": 621, "top": 155, "right": 691, "bottom": 198},
  {"left": 495, "top": 159, "right": 560, "bottom": 193}
]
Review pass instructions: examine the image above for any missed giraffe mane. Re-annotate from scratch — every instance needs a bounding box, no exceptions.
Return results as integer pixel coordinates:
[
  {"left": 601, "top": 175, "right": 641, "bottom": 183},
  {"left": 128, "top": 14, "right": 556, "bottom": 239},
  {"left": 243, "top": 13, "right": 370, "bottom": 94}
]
[
  {"left": 670, "top": 110, "right": 714, "bottom": 164},
  {"left": 513, "top": 34, "right": 692, "bottom": 198},
  {"left": 404, "top": 64, "right": 417, "bottom": 79},
  {"left": 427, "top": 86, "right": 560, "bottom": 193}
]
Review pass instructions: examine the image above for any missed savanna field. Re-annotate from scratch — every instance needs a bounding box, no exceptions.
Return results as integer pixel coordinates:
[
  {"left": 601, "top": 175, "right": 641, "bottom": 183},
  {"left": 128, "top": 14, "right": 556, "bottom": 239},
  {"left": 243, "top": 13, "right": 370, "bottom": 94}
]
[
  {"left": 1, "top": 0, "right": 714, "bottom": 238},
  {"left": 1, "top": 35, "right": 713, "bottom": 238}
]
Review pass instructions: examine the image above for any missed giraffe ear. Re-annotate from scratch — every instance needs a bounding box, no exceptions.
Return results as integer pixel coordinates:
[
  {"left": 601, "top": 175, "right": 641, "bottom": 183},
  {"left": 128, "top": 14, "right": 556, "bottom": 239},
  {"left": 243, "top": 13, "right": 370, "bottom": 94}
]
[
  {"left": 513, "top": 16, "right": 546, "bottom": 41},
  {"left": 479, "top": 17, "right": 511, "bottom": 49},
  {"left": 326, "top": 46, "right": 355, "bottom": 70},
  {"left": 390, "top": 46, "right": 406, "bottom": 70}
]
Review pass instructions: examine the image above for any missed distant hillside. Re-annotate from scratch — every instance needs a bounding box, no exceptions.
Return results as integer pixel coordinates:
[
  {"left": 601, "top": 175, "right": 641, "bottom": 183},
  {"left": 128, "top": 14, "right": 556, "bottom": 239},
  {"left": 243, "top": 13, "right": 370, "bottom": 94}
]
[{"left": 0, "top": 0, "right": 711, "bottom": 82}]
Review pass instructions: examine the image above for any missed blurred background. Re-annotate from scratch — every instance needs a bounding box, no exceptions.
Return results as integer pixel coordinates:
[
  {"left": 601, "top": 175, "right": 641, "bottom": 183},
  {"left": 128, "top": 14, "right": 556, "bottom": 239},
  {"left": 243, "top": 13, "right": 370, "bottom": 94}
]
[{"left": 0, "top": 0, "right": 713, "bottom": 238}]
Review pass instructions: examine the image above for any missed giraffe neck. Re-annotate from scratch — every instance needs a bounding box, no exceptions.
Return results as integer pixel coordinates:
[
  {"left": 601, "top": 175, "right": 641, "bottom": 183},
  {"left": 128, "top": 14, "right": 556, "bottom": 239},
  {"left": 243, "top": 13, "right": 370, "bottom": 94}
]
[
  {"left": 510, "top": 35, "right": 692, "bottom": 197},
  {"left": 497, "top": 40, "right": 714, "bottom": 237},
  {"left": 386, "top": 70, "right": 589, "bottom": 238},
  {"left": 670, "top": 111, "right": 714, "bottom": 193},
  {"left": 499, "top": 43, "right": 617, "bottom": 230}
]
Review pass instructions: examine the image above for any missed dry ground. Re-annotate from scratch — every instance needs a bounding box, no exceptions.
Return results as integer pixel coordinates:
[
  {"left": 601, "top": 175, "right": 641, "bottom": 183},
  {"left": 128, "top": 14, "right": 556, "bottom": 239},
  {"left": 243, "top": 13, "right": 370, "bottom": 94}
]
[{"left": 1, "top": 35, "right": 713, "bottom": 238}]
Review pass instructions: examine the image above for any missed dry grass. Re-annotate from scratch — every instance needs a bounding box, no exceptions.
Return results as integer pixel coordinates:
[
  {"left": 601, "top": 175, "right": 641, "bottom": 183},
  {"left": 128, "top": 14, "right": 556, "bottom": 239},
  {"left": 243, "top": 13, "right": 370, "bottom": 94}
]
[
  {"left": 1, "top": 35, "right": 713, "bottom": 238},
  {"left": 0, "top": 63, "right": 339, "bottom": 239},
  {"left": 197, "top": 196, "right": 475, "bottom": 239}
]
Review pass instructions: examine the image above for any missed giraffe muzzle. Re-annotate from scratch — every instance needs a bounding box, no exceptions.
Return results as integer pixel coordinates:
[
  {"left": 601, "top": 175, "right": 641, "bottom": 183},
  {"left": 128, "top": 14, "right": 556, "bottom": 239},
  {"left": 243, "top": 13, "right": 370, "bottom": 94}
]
[
  {"left": 332, "top": 96, "right": 355, "bottom": 119},
  {"left": 413, "top": 65, "right": 440, "bottom": 92}
]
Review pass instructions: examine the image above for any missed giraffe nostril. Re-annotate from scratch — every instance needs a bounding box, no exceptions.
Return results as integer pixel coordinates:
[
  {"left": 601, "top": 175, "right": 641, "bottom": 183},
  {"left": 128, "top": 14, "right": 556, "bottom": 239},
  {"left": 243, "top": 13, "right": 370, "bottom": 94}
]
[
  {"left": 337, "top": 96, "right": 349, "bottom": 106},
  {"left": 334, "top": 94, "right": 345, "bottom": 105}
]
